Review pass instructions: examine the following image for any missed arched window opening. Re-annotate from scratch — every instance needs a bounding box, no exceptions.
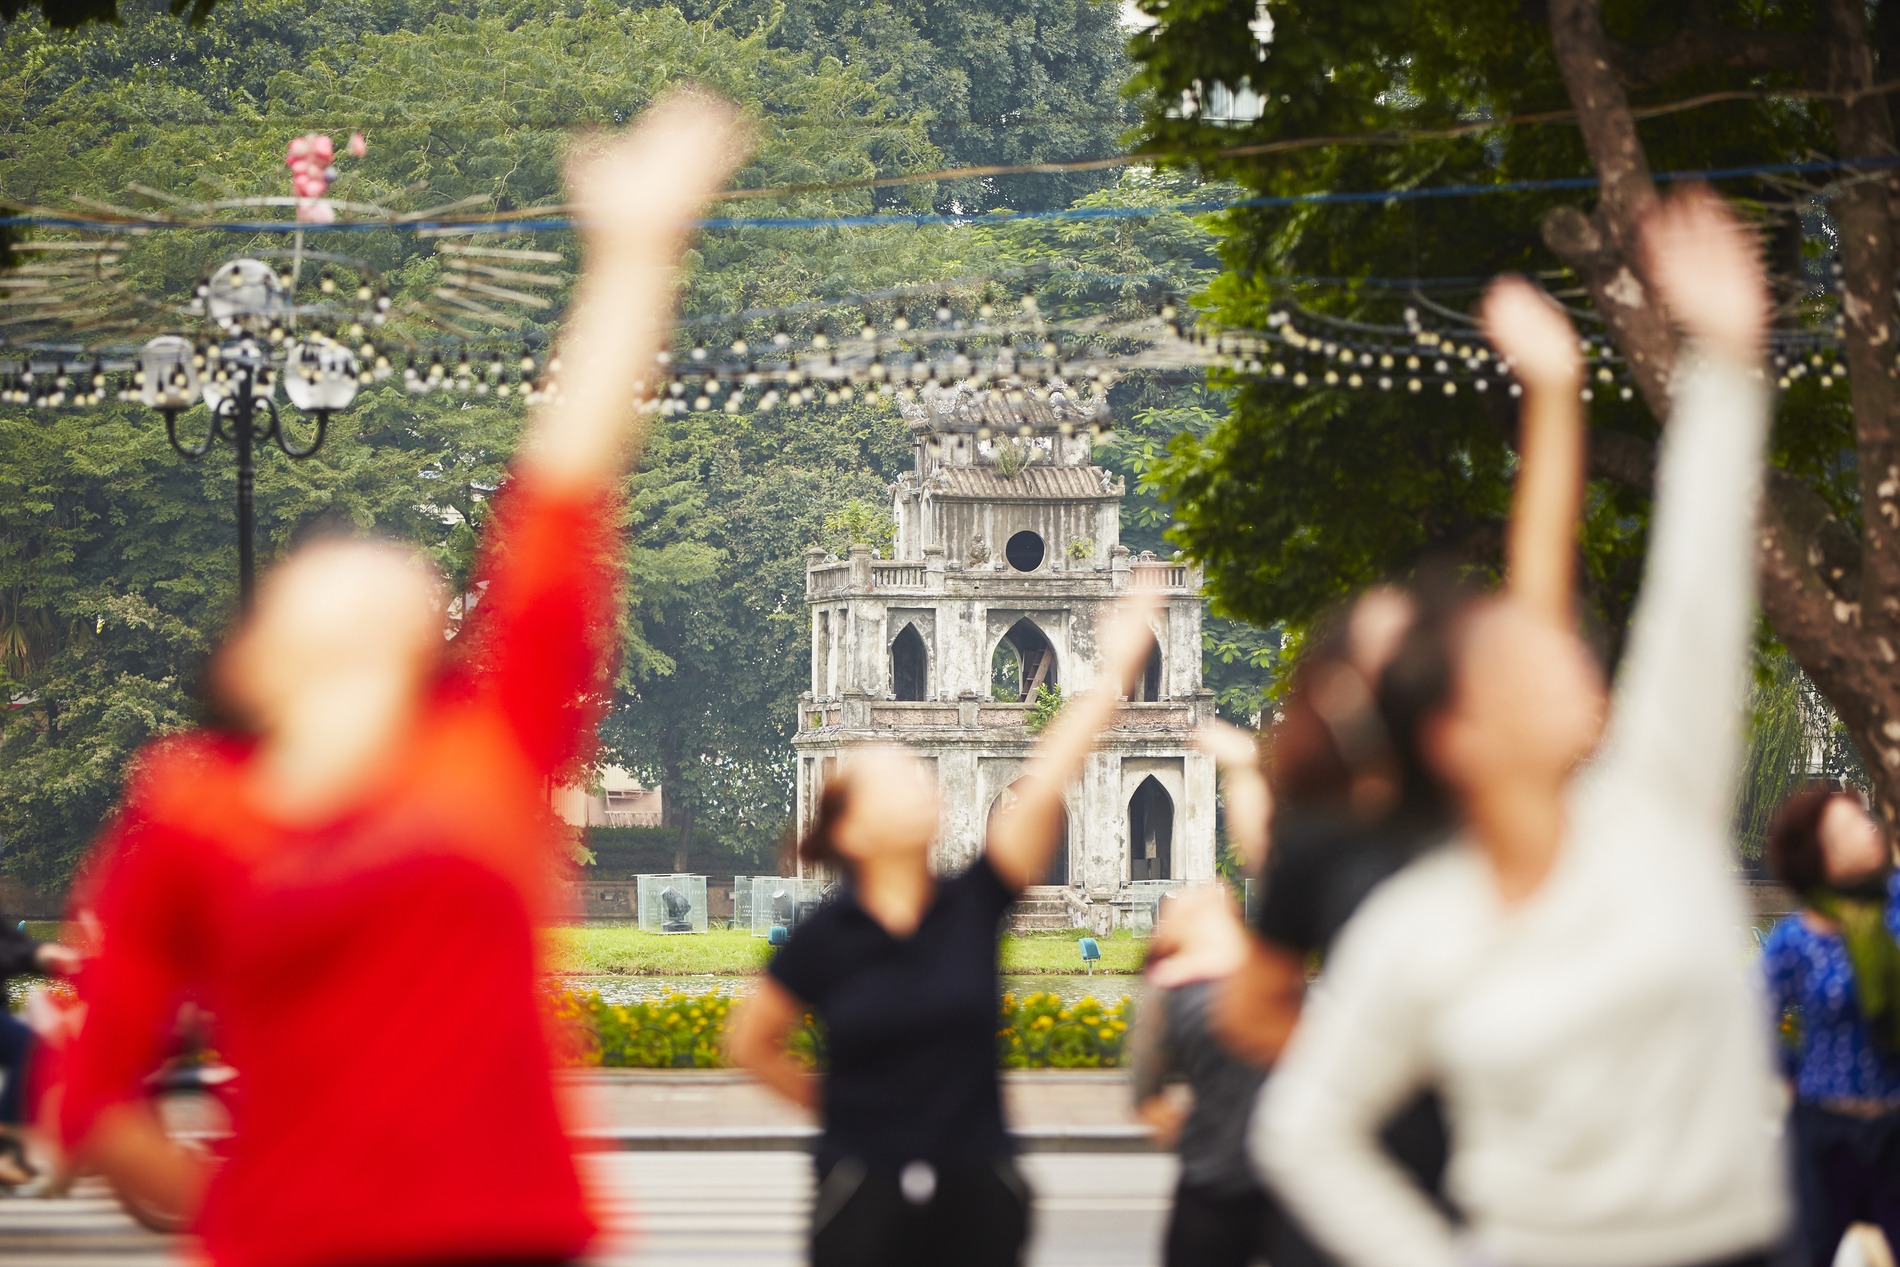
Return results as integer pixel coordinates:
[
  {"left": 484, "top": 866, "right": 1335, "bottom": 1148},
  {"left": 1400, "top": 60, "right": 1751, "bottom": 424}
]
[
  {"left": 991, "top": 618, "right": 1058, "bottom": 702},
  {"left": 1005, "top": 530, "right": 1046, "bottom": 572},
  {"left": 990, "top": 779, "right": 1072, "bottom": 886},
  {"left": 891, "top": 624, "right": 928, "bottom": 701},
  {"left": 1128, "top": 776, "right": 1175, "bottom": 882},
  {"left": 1137, "top": 643, "right": 1163, "bottom": 702}
]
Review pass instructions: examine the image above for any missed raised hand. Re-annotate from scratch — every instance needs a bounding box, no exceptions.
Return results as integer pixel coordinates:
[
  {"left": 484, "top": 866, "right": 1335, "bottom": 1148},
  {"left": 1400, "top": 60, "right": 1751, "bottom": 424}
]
[
  {"left": 1195, "top": 718, "right": 1262, "bottom": 771},
  {"left": 1485, "top": 276, "right": 1588, "bottom": 630},
  {"left": 986, "top": 586, "right": 1166, "bottom": 891},
  {"left": 521, "top": 89, "right": 753, "bottom": 491},
  {"left": 1196, "top": 720, "right": 1272, "bottom": 875},
  {"left": 1480, "top": 276, "right": 1583, "bottom": 391},
  {"left": 1099, "top": 584, "right": 1165, "bottom": 695},
  {"left": 564, "top": 89, "right": 751, "bottom": 262},
  {"left": 1642, "top": 185, "right": 1769, "bottom": 366}
]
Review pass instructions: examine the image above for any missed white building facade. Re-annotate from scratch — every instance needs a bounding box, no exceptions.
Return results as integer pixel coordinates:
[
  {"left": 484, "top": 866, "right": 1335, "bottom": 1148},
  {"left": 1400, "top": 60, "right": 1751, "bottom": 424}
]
[{"left": 791, "top": 382, "right": 1216, "bottom": 929}]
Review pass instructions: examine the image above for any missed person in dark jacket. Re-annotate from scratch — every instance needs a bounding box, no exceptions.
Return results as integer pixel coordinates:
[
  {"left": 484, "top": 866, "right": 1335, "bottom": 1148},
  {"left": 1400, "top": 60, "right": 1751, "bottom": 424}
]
[{"left": 1, "top": 916, "right": 79, "bottom": 1184}]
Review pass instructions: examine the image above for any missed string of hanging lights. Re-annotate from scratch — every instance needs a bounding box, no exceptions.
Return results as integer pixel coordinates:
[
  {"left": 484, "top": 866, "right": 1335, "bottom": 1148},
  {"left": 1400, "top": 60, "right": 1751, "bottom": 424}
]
[{"left": 3, "top": 259, "right": 1874, "bottom": 432}]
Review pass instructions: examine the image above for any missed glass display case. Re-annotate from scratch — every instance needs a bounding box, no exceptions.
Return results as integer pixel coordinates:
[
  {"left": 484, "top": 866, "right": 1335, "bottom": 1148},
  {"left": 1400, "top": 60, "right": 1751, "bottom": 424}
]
[
  {"left": 748, "top": 876, "right": 830, "bottom": 938},
  {"left": 1117, "top": 879, "right": 1189, "bottom": 938},
  {"left": 635, "top": 873, "right": 709, "bottom": 934},
  {"left": 730, "top": 875, "right": 769, "bottom": 930}
]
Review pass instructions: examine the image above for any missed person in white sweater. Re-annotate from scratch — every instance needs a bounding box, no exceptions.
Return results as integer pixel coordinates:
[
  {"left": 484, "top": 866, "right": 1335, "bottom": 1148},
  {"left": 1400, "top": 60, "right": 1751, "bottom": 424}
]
[{"left": 1255, "top": 186, "right": 1791, "bottom": 1267}]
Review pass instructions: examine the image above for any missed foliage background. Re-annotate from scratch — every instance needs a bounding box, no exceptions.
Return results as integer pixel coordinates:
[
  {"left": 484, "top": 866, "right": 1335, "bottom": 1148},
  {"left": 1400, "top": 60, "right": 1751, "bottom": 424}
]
[{"left": 0, "top": 0, "right": 1275, "bottom": 893}]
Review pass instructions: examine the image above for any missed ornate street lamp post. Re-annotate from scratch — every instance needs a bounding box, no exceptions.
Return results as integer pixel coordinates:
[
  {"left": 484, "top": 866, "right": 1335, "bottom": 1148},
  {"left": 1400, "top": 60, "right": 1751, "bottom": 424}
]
[{"left": 134, "top": 260, "right": 361, "bottom": 607}]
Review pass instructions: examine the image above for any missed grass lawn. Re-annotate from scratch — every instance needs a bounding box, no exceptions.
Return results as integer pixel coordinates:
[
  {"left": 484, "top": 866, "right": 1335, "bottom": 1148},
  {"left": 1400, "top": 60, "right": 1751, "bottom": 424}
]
[
  {"left": 549, "top": 925, "right": 1146, "bottom": 976},
  {"left": 1000, "top": 930, "right": 1146, "bottom": 975},
  {"left": 550, "top": 927, "right": 773, "bottom": 976}
]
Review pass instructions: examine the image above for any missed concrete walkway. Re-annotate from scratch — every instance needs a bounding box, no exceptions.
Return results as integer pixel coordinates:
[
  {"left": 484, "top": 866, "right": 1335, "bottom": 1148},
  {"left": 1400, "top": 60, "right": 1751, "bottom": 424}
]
[
  {"left": 563, "top": 1068, "right": 1154, "bottom": 1152},
  {"left": 0, "top": 1154, "right": 1182, "bottom": 1266}
]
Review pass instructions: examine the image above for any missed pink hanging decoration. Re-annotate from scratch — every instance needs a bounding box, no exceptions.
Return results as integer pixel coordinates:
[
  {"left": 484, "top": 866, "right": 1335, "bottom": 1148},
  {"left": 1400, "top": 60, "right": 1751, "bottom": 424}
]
[{"left": 285, "top": 132, "right": 344, "bottom": 224}]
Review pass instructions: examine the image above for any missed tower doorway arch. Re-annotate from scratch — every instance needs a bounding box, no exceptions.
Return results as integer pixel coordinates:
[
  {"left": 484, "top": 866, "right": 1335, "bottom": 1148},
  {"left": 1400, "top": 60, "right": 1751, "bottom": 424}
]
[
  {"left": 1128, "top": 776, "right": 1174, "bottom": 881},
  {"left": 991, "top": 618, "right": 1058, "bottom": 702},
  {"left": 989, "top": 779, "right": 1072, "bottom": 885},
  {"left": 1137, "top": 644, "right": 1163, "bottom": 702},
  {"left": 891, "top": 623, "right": 928, "bottom": 701}
]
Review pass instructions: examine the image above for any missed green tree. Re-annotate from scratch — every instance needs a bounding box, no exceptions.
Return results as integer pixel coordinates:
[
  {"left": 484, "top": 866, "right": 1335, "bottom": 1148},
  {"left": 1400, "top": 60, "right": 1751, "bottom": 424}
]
[
  {"left": 0, "top": 0, "right": 955, "bottom": 887},
  {"left": 671, "top": 0, "right": 1138, "bottom": 212},
  {"left": 1737, "top": 651, "right": 1868, "bottom": 861},
  {"left": 1130, "top": 0, "right": 1900, "bottom": 812},
  {"left": 599, "top": 399, "right": 909, "bottom": 871}
]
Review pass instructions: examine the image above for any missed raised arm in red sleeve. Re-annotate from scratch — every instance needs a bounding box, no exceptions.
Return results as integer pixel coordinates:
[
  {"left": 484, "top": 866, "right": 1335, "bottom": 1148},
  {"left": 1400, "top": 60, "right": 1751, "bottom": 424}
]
[{"left": 450, "top": 475, "right": 622, "bottom": 778}]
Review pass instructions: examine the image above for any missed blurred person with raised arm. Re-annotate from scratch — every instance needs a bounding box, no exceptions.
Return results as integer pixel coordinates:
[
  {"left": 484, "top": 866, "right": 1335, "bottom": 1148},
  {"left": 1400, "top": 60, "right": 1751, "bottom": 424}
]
[
  {"left": 54, "top": 92, "right": 751, "bottom": 1267},
  {"left": 1256, "top": 187, "right": 1789, "bottom": 1267}
]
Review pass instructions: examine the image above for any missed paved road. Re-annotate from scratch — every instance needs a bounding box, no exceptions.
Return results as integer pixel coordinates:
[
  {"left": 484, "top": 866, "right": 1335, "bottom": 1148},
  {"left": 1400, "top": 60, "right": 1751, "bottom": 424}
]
[{"left": 0, "top": 1152, "right": 1180, "bottom": 1267}]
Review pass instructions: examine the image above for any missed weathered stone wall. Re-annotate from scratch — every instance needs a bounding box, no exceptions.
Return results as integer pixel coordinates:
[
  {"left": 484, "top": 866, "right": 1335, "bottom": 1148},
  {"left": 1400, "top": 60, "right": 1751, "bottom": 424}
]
[{"left": 793, "top": 419, "right": 1216, "bottom": 925}]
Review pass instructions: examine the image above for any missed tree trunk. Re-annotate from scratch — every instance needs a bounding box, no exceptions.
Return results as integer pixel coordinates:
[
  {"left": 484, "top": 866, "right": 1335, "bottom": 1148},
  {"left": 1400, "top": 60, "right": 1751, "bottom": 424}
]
[
  {"left": 1543, "top": 0, "right": 1900, "bottom": 820},
  {"left": 672, "top": 802, "right": 695, "bottom": 873}
]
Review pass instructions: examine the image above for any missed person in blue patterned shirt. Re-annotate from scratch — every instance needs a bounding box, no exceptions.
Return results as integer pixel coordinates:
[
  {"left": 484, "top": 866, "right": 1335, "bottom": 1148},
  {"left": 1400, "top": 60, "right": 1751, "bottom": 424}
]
[{"left": 1762, "top": 784, "right": 1900, "bottom": 1267}]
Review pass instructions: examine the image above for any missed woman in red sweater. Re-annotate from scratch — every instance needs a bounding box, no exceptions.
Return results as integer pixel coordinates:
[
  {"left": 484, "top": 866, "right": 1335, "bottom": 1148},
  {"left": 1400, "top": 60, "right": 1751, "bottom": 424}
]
[{"left": 56, "top": 92, "right": 750, "bottom": 1267}]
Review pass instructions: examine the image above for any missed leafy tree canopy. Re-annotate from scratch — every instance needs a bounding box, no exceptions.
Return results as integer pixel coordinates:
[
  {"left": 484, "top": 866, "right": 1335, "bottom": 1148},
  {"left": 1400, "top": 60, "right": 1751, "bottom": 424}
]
[
  {"left": 1128, "top": 1, "right": 1851, "bottom": 650},
  {"left": 1, "top": 0, "right": 1275, "bottom": 885}
]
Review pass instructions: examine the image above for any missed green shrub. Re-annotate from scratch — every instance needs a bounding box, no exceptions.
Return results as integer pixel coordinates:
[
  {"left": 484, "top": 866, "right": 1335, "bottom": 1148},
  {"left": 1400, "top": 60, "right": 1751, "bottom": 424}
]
[
  {"left": 997, "top": 991, "right": 1130, "bottom": 1068},
  {"left": 1024, "top": 683, "right": 1065, "bottom": 735},
  {"left": 553, "top": 988, "right": 1131, "bottom": 1070}
]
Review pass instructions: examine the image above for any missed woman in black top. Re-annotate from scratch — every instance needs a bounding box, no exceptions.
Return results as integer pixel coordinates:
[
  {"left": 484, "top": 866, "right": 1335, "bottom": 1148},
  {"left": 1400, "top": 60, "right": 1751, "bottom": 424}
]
[{"left": 728, "top": 589, "right": 1162, "bottom": 1267}]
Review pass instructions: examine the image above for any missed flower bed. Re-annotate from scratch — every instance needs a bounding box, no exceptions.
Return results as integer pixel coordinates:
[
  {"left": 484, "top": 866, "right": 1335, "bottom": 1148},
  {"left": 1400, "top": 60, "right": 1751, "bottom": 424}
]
[{"left": 554, "top": 988, "right": 1132, "bottom": 1070}]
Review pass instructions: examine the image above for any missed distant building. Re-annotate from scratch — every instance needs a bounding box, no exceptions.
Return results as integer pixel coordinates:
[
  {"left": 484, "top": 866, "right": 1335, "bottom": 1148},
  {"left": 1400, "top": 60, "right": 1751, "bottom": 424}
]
[
  {"left": 554, "top": 766, "right": 663, "bottom": 829},
  {"left": 791, "top": 380, "right": 1216, "bottom": 931}
]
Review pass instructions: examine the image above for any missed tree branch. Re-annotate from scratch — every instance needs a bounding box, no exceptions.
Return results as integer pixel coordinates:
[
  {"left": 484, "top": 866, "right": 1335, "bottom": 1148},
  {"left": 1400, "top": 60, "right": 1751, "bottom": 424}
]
[
  {"left": 1585, "top": 427, "right": 1655, "bottom": 493},
  {"left": 1815, "top": 0, "right": 1900, "bottom": 634},
  {"left": 1612, "top": 26, "right": 1827, "bottom": 91}
]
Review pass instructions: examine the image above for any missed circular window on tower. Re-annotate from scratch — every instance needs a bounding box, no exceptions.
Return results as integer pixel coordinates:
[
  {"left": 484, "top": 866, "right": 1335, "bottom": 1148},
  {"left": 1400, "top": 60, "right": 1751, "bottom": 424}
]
[{"left": 1005, "top": 530, "right": 1046, "bottom": 572}]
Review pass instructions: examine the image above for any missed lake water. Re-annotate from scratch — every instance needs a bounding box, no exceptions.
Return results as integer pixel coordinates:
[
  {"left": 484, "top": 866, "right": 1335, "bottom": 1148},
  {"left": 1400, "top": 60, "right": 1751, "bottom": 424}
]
[{"left": 561, "top": 973, "right": 1139, "bottom": 1006}]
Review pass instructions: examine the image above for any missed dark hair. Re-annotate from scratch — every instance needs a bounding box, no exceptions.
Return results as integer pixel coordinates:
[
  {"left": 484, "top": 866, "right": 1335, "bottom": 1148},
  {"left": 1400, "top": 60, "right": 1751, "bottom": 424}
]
[
  {"left": 1373, "top": 575, "right": 1482, "bottom": 823},
  {"left": 1264, "top": 605, "right": 1359, "bottom": 810},
  {"left": 797, "top": 775, "right": 854, "bottom": 871},
  {"left": 1766, "top": 782, "right": 1848, "bottom": 894}
]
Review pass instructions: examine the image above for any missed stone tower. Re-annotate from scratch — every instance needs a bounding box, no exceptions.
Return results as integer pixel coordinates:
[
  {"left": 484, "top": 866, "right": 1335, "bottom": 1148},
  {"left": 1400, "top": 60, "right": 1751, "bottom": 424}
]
[{"left": 791, "top": 380, "right": 1216, "bottom": 927}]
